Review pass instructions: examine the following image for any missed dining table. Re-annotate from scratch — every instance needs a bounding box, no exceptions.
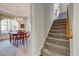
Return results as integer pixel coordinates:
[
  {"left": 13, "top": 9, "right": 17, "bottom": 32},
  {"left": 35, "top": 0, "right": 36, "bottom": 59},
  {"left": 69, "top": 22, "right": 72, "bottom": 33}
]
[{"left": 9, "top": 31, "right": 30, "bottom": 46}]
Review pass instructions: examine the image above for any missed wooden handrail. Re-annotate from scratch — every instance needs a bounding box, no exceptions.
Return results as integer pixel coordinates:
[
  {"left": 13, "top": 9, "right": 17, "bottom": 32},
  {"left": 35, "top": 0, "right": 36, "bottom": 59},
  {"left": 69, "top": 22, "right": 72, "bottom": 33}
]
[{"left": 66, "top": 5, "right": 72, "bottom": 38}]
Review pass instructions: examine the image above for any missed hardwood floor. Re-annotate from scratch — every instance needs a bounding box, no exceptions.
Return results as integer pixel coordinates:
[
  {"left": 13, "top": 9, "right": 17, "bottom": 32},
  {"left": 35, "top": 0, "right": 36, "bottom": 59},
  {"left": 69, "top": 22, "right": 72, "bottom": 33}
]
[{"left": 0, "top": 40, "right": 31, "bottom": 56}]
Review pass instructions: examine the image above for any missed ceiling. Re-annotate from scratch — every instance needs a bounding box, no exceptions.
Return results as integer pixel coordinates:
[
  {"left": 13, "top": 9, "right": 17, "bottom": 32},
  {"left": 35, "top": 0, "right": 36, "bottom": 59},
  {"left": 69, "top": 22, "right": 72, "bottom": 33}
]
[{"left": 0, "top": 3, "right": 30, "bottom": 17}]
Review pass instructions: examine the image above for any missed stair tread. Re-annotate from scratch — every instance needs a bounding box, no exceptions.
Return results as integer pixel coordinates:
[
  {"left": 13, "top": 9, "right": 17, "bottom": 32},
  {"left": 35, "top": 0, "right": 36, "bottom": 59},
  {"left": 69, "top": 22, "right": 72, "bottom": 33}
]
[
  {"left": 54, "top": 21, "right": 66, "bottom": 22},
  {"left": 52, "top": 25, "right": 66, "bottom": 27},
  {"left": 51, "top": 26, "right": 66, "bottom": 29},
  {"left": 53, "top": 23, "right": 66, "bottom": 25},
  {"left": 54, "top": 18, "right": 66, "bottom": 21},
  {"left": 48, "top": 33, "right": 66, "bottom": 36},
  {"left": 54, "top": 19, "right": 66, "bottom": 22},
  {"left": 51, "top": 28, "right": 66, "bottom": 30},
  {"left": 53, "top": 21, "right": 66, "bottom": 23},
  {"left": 50, "top": 29, "right": 66, "bottom": 32},
  {"left": 46, "top": 37, "right": 70, "bottom": 48},
  {"left": 45, "top": 42, "right": 69, "bottom": 50},
  {"left": 42, "top": 48, "right": 65, "bottom": 56},
  {"left": 50, "top": 29, "right": 66, "bottom": 30},
  {"left": 50, "top": 30, "right": 66, "bottom": 33},
  {"left": 47, "top": 37, "right": 69, "bottom": 42},
  {"left": 53, "top": 22, "right": 66, "bottom": 23}
]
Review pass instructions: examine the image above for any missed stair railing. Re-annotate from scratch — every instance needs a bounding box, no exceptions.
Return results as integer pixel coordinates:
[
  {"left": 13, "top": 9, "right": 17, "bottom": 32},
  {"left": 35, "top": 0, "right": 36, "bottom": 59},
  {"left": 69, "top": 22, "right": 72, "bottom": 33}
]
[{"left": 66, "top": 4, "right": 72, "bottom": 38}]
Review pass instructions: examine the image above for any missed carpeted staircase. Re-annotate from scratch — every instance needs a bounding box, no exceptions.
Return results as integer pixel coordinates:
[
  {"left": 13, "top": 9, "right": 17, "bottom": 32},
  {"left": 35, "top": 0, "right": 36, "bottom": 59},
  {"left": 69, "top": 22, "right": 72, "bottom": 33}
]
[{"left": 41, "top": 18, "right": 70, "bottom": 56}]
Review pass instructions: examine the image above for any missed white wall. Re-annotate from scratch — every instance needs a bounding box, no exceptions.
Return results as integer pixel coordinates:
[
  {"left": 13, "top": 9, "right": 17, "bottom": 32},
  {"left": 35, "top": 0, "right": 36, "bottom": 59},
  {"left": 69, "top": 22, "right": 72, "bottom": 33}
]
[
  {"left": 68, "top": 3, "right": 73, "bottom": 56},
  {"left": 0, "top": 34, "right": 9, "bottom": 40},
  {"left": 44, "top": 3, "right": 54, "bottom": 39},
  {"left": 31, "top": 3, "right": 45, "bottom": 55},
  {"left": 58, "top": 3, "right": 69, "bottom": 19},
  {"left": 72, "top": 3, "right": 79, "bottom": 56},
  {"left": 31, "top": 3, "right": 54, "bottom": 55},
  {"left": 54, "top": 3, "right": 60, "bottom": 19},
  {"left": 59, "top": 3, "right": 69, "bottom": 13}
]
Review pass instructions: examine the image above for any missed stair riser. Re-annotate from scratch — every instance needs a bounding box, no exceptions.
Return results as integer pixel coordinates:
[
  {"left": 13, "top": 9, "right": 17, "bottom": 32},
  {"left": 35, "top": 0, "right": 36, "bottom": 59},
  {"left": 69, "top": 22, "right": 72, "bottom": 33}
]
[
  {"left": 41, "top": 50, "right": 66, "bottom": 56},
  {"left": 41, "top": 51, "right": 50, "bottom": 56},
  {"left": 53, "top": 21, "right": 66, "bottom": 24},
  {"left": 54, "top": 21, "right": 66, "bottom": 23},
  {"left": 54, "top": 19, "right": 66, "bottom": 22},
  {"left": 54, "top": 19, "right": 66, "bottom": 21},
  {"left": 46, "top": 38, "right": 70, "bottom": 47},
  {"left": 50, "top": 29, "right": 66, "bottom": 32},
  {"left": 50, "top": 30, "right": 66, "bottom": 34},
  {"left": 44, "top": 44, "right": 70, "bottom": 56},
  {"left": 51, "top": 26, "right": 66, "bottom": 29},
  {"left": 52, "top": 23, "right": 66, "bottom": 26},
  {"left": 51, "top": 28, "right": 66, "bottom": 30},
  {"left": 52, "top": 25, "right": 66, "bottom": 27},
  {"left": 48, "top": 34, "right": 67, "bottom": 39},
  {"left": 41, "top": 48, "right": 49, "bottom": 56}
]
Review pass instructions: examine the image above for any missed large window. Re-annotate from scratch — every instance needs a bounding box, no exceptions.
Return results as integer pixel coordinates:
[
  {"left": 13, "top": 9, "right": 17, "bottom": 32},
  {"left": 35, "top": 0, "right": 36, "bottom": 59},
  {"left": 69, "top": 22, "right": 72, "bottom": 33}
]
[{"left": 0, "top": 18, "right": 19, "bottom": 34}]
